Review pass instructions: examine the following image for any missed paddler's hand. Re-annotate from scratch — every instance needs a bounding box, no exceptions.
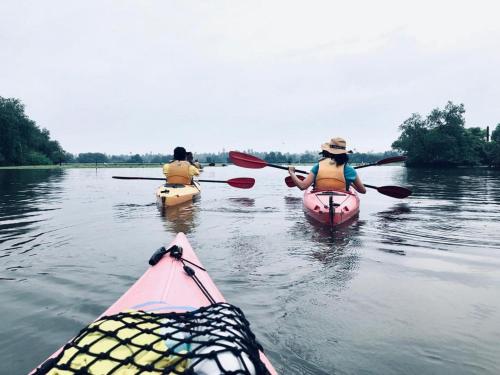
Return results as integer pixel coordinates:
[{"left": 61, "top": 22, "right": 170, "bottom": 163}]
[{"left": 288, "top": 166, "right": 296, "bottom": 175}]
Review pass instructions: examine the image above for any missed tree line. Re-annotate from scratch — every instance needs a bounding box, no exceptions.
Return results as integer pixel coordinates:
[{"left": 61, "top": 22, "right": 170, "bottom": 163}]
[
  {"left": 0, "top": 97, "right": 69, "bottom": 165},
  {"left": 0, "top": 96, "right": 399, "bottom": 166},
  {"left": 2, "top": 96, "right": 498, "bottom": 168},
  {"left": 392, "top": 101, "right": 500, "bottom": 167},
  {"left": 65, "top": 150, "right": 401, "bottom": 165}
]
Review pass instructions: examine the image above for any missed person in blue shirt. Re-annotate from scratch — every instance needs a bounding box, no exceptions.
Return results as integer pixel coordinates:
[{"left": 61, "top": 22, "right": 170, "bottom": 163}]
[{"left": 288, "top": 137, "right": 366, "bottom": 193}]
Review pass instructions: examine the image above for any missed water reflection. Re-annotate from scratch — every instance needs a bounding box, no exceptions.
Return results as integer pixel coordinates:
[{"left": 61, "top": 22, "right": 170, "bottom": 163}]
[
  {"left": 406, "top": 167, "right": 500, "bottom": 204},
  {"left": 114, "top": 203, "right": 157, "bottom": 220},
  {"left": 285, "top": 194, "right": 363, "bottom": 286},
  {"left": 2, "top": 166, "right": 500, "bottom": 374},
  {"left": 158, "top": 200, "right": 199, "bottom": 234},
  {"left": 226, "top": 197, "right": 255, "bottom": 208},
  {"left": 308, "top": 222, "right": 363, "bottom": 285},
  {"left": 309, "top": 222, "right": 362, "bottom": 271},
  {"left": 376, "top": 203, "right": 412, "bottom": 221},
  {"left": 370, "top": 203, "right": 413, "bottom": 255},
  {"left": 374, "top": 168, "right": 500, "bottom": 252},
  {"left": 283, "top": 195, "right": 302, "bottom": 208},
  {"left": 0, "top": 169, "right": 65, "bottom": 259}
]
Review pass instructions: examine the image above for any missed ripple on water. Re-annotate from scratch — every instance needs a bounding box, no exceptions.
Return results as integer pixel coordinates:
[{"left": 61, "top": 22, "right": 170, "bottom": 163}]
[{"left": 2, "top": 167, "right": 500, "bottom": 374}]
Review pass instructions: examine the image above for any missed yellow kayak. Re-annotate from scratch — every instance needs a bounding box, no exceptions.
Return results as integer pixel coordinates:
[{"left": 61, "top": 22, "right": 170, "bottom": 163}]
[{"left": 155, "top": 182, "right": 200, "bottom": 207}]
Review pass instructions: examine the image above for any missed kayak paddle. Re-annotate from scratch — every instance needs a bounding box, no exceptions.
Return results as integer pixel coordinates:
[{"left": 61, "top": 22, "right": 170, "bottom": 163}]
[
  {"left": 228, "top": 151, "right": 411, "bottom": 197},
  {"left": 284, "top": 176, "right": 412, "bottom": 198},
  {"left": 204, "top": 178, "right": 255, "bottom": 189},
  {"left": 112, "top": 176, "right": 255, "bottom": 189},
  {"left": 113, "top": 176, "right": 165, "bottom": 180},
  {"left": 284, "top": 175, "right": 306, "bottom": 187},
  {"left": 354, "top": 155, "right": 407, "bottom": 169},
  {"left": 229, "top": 151, "right": 309, "bottom": 174},
  {"left": 230, "top": 151, "right": 406, "bottom": 173},
  {"left": 282, "top": 155, "right": 408, "bottom": 183},
  {"left": 364, "top": 184, "right": 412, "bottom": 198}
]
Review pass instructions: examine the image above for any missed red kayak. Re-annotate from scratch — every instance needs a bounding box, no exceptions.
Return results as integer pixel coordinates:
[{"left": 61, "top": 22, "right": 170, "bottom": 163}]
[
  {"left": 33, "top": 233, "right": 276, "bottom": 374},
  {"left": 303, "top": 187, "right": 360, "bottom": 227}
]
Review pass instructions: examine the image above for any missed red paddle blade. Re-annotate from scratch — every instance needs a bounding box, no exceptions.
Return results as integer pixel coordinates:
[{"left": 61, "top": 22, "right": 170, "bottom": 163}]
[
  {"left": 284, "top": 175, "right": 306, "bottom": 187},
  {"left": 227, "top": 177, "right": 255, "bottom": 189},
  {"left": 377, "top": 185, "right": 412, "bottom": 198},
  {"left": 376, "top": 155, "right": 407, "bottom": 165},
  {"left": 229, "top": 151, "right": 267, "bottom": 169}
]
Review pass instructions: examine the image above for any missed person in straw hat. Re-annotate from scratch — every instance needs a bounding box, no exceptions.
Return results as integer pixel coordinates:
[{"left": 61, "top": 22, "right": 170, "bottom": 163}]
[{"left": 288, "top": 137, "right": 366, "bottom": 193}]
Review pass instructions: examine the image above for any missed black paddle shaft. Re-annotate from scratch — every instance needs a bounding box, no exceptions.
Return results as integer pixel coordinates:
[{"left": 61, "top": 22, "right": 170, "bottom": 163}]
[
  {"left": 197, "top": 179, "right": 226, "bottom": 183},
  {"left": 113, "top": 176, "right": 164, "bottom": 180},
  {"left": 113, "top": 176, "right": 229, "bottom": 183},
  {"left": 268, "top": 163, "right": 308, "bottom": 174}
]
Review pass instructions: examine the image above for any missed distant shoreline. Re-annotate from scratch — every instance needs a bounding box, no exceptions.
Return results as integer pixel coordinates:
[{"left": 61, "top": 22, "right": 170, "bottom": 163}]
[
  {"left": 0, "top": 163, "right": 177, "bottom": 170},
  {"left": 0, "top": 162, "right": 288, "bottom": 170},
  {"left": 0, "top": 162, "right": 407, "bottom": 170}
]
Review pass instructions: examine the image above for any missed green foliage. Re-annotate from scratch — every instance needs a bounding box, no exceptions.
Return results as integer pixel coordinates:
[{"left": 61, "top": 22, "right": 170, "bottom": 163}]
[
  {"left": 24, "top": 150, "right": 53, "bottom": 165},
  {"left": 0, "top": 96, "right": 68, "bottom": 166},
  {"left": 108, "top": 155, "right": 128, "bottom": 163},
  {"left": 192, "top": 150, "right": 399, "bottom": 164},
  {"left": 263, "top": 151, "right": 286, "bottom": 163},
  {"left": 349, "top": 151, "right": 400, "bottom": 164},
  {"left": 76, "top": 153, "right": 108, "bottom": 163},
  {"left": 392, "top": 101, "right": 499, "bottom": 167},
  {"left": 100, "top": 150, "right": 401, "bottom": 165},
  {"left": 483, "top": 123, "right": 500, "bottom": 167},
  {"left": 492, "top": 123, "right": 500, "bottom": 143},
  {"left": 63, "top": 152, "right": 75, "bottom": 163},
  {"left": 149, "top": 154, "right": 171, "bottom": 163},
  {"left": 128, "top": 154, "right": 143, "bottom": 163},
  {"left": 465, "top": 127, "right": 487, "bottom": 165}
]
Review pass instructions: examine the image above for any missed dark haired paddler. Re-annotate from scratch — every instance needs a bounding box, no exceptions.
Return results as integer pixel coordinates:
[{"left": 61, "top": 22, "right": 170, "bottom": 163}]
[
  {"left": 288, "top": 137, "right": 366, "bottom": 193},
  {"left": 186, "top": 151, "right": 203, "bottom": 170},
  {"left": 163, "top": 147, "right": 200, "bottom": 184},
  {"left": 157, "top": 147, "right": 201, "bottom": 207}
]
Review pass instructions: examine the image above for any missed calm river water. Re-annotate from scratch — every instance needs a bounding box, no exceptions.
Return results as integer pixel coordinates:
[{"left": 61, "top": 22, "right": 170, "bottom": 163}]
[{"left": 1, "top": 165, "right": 500, "bottom": 374}]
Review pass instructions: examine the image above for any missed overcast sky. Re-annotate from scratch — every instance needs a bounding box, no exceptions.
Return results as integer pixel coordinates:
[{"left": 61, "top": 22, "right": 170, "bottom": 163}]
[{"left": 1, "top": 1, "right": 500, "bottom": 154}]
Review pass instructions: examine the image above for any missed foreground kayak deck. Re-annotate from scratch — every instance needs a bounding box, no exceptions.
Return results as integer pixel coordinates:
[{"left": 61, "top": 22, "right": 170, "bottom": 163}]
[
  {"left": 104, "top": 233, "right": 222, "bottom": 316},
  {"left": 33, "top": 233, "right": 276, "bottom": 374},
  {"left": 303, "top": 187, "right": 360, "bottom": 227},
  {"left": 155, "top": 182, "right": 201, "bottom": 207}
]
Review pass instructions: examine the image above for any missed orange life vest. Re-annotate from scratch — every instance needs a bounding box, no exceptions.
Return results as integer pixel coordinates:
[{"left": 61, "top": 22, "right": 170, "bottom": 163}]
[
  {"left": 166, "top": 161, "right": 191, "bottom": 185},
  {"left": 315, "top": 159, "right": 346, "bottom": 191}
]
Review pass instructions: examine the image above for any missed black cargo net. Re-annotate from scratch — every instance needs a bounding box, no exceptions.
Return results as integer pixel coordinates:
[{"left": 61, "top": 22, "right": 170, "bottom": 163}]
[{"left": 34, "top": 302, "right": 270, "bottom": 375}]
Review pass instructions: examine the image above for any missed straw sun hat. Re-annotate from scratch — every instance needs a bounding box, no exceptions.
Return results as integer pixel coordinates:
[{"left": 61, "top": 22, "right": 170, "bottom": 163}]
[{"left": 320, "top": 137, "right": 351, "bottom": 154}]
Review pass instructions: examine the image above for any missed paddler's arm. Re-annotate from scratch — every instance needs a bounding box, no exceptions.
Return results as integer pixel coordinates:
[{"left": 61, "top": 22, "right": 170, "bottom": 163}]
[
  {"left": 288, "top": 167, "right": 314, "bottom": 190},
  {"left": 188, "top": 165, "right": 200, "bottom": 185},
  {"left": 189, "top": 165, "right": 200, "bottom": 176},
  {"left": 162, "top": 164, "right": 169, "bottom": 180},
  {"left": 352, "top": 175, "right": 366, "bottom": 194}
]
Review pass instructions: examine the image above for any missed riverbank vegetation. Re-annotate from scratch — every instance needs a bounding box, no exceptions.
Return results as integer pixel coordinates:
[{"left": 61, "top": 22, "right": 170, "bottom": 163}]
[
  {"left": 392, "top": 102, "right": 500, "bottom": 167},
  {"left": 0, "top": 97, "right": 70, "bottom": 166},
  {"left": 0, "top": 152, "right": 401, "bottom": 169},
  {"left": 3, "top": 96, "right": 498, "bottom": 168},
  {"left": 51, "top": 150, "right": 402, "bottom": 165},
  {"left": 0, "top": 96, "right": 399, "bottom": 167}
]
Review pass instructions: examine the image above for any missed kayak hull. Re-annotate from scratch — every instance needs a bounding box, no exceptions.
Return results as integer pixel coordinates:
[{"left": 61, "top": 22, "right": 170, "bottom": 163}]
[
  {"left": 303, "top": 187, "right": 360, "bottom": 227},
  {"left": 103, "top": 232, "right": 223, "bottom": 316},
  {"left": 155, "top": 183, "right": 200, "bottom": 207},
  {"left": 33, "top": 233, "right": 276, "bottom": 374}
]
